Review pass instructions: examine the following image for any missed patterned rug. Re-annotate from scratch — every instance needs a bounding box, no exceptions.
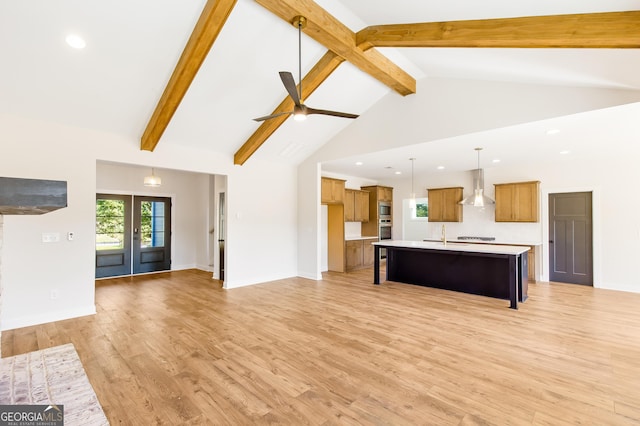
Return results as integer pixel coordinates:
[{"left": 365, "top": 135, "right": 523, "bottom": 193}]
[{"left": 0, "top": 343, "right": 109, "bottom": 425}]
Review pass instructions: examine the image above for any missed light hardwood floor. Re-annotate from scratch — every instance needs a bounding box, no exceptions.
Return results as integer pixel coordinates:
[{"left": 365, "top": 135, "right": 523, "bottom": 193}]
[{"left": 3, "top": 268, "right": 640, "bottom": 425}]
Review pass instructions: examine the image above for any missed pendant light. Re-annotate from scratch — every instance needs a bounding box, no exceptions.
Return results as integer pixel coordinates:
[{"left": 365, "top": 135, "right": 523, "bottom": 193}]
[
  {"left": 144, "top": 168, "right": 161, "bottom": 187},
  {"left": 459, "top": 148, "right": 494, "bottom": 207},
  {"left": 409, "top": 158, "right": 416, "bottom": 209}
]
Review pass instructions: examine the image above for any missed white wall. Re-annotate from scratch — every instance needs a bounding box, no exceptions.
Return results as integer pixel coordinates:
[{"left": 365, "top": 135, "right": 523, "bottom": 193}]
[
  {"left": 96, "top": 162, "right": 211, "bottom": 271},
  {"left": 0, "top": 113, "right": 298, "bottom": 330},
  {"left": 297, "top": 162, "right": 321, "bottom": 280},
  {"left": 312, "top": 77, "right": 640, "bottom": 163}
]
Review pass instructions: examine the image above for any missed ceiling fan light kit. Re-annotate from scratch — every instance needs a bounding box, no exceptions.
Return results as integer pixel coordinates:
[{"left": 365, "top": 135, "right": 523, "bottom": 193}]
[{"left": 253, "top": 16, "right": 359, "bottom": 123}]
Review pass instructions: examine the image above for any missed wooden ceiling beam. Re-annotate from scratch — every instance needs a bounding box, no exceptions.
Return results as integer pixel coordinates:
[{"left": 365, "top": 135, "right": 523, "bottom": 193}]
[
  {"left": 356, "top": 11, "right": 640, "bottom": 50},
  {"left": 254, "top": 0, "right": 416, "bottom": 96},
  {"left": 234, "top": 51, "right": 345, "bottom": 165},
  {"left": 141, "top": 0, "right": 237, "bottom": 152}
]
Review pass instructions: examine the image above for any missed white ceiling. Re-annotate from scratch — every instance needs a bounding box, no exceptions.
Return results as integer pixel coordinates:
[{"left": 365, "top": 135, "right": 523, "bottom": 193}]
[{"left": 1, "top": 0, "right": 639, "bottom": 171}]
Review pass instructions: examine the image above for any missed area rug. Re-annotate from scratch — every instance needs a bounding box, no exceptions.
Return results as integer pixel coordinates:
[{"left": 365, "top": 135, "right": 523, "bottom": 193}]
[{"left": 0, "top": 343, "right": 109, "bottom": 425}]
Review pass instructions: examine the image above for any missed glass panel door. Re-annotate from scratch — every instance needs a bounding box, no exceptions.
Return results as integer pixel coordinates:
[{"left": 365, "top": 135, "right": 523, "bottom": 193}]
[
  {"left": 95, "top": 194, "right": 132, "bottom": 278},
  {"left": 133, "top": 196, "right": 171, "bottom": 274}
]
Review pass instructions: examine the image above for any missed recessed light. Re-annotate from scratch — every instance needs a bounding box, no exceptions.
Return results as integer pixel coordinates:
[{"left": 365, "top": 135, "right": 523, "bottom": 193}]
[
  {"left": 395, "top": 171, "right": 402, "bottom": 175},
  {"left": 355, "top": 161, "right": 363, "bottom": 166},
  {"left": 546, "top": 129, "right": 561, "bottom": 135},
  {"left": 492, "top": 159, "right": 501, "bottom": 163},
  {"left": 437, "top": 166, "right": 445, "bottom": 170},
  {"left": 65, "top": 34, "right": 86, "bottom": 49},
  {"left": 560, "top": 150, "right": 570, "bottom": 155}
]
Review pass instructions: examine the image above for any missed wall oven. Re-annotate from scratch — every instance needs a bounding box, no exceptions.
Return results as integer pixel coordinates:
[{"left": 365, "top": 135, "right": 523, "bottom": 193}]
[
  {"left": 379, "top": 202, "right": 391, "bottom": 217},
  {"left": 379, "top": 225, "right": 391, "bottom": 240},
  {"left": 379, "top": 224, "right": 392, "bottom": 258}
]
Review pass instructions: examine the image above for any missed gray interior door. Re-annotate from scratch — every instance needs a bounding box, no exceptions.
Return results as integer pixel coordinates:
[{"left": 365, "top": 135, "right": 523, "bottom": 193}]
[
  {"left": 133, "top": 196, "right": 171, "bottom": 274},
  {"left": 96, "top": 194, "right": 132, "bottom": 278},
  {"left": 549, "top": 192, "right": 593, "bottom": 285}
]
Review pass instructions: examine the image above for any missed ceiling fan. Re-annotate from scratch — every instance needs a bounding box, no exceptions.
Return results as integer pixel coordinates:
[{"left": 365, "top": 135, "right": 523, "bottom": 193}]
[{"left": 253, "top": 16, "right": 359, "bottom": 122}]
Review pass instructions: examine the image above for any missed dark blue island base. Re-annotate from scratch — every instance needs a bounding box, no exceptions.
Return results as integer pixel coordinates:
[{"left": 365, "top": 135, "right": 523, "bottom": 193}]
[{"left": 373, "top": 243, "right": 528, "bottom": 309}]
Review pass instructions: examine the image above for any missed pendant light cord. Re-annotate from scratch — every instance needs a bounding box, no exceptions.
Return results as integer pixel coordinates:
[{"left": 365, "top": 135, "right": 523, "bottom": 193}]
[{"left": 411, "top": 159, "right": 414, "bottom": 194}]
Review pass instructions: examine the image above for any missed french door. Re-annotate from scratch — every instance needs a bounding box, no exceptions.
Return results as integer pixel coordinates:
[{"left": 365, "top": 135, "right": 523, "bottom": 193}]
[{"left": 96, "top": 194, "right": 171, "bottom": 278}]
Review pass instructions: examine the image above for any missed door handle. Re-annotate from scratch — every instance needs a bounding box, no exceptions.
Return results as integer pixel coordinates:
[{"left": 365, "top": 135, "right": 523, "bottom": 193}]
[
  {"left": 134, "top": 228, "right": 139, "bottom": 234},
  {"left": 549, "top": 240, "right": 554, "bottom": 243}
]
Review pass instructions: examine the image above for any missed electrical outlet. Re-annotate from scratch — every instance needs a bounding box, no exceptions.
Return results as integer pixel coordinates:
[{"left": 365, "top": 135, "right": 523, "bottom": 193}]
[
  {"left": 50, "top": 289, "right": 59, "bottom": 300},
  {"left": 67, "top": 232, "right": 74, "bottom": 241}
]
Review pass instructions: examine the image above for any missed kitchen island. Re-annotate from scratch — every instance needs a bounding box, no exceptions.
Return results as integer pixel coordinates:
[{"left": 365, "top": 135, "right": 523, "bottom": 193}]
[{"left": 372, "top": 240, "right": 529, "bottom": 309}]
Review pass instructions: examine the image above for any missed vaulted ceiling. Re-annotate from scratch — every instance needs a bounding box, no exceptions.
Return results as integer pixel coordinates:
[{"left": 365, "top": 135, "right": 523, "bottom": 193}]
[{"left": 1, "top": 0, "right": 639, "bottom": 171}]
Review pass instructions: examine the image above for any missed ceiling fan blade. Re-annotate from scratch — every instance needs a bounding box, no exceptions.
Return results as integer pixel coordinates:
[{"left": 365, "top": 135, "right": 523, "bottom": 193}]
[
  {"left": 279, "top": 72, "right": 302, "bottom": 106},
  {"left": 253, "top": 111, "right": 292, "bottom": 122},
  {"left": 306, "top": 107, "right": 359, "bottom": 119}
]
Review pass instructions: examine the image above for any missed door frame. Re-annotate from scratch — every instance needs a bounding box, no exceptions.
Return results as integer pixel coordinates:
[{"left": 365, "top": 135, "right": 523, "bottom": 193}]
[
  {"left": 541, "top": 186, "right": 602, "bottom": 286},
  {"left": 95, "top": 190, "right": 175, "bottom": 278}
]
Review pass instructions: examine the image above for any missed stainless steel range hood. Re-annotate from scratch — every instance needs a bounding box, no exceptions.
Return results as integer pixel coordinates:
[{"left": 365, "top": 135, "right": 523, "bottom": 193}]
[
  {"left": 459, "top": 168, "right": 495, "bottom": 207},
  {"left": 0, "top": 177, "right": 67, "bottom": 215},
  {"left": 459, "top": 148, "right": 494, "bottom": 207}
]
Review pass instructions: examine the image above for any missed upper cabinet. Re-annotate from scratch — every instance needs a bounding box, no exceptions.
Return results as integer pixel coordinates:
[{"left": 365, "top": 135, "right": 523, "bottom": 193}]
[
  {"left": 321, "top": 177, "right": 345, "bottom": 204},
  {"left": 494, "top": 181, "right": 540, "bottom": 222},
  {"left": 344, "top": 189, "right": 370, "bottom": 222},
  {"left": 427, "top": 187, "right": 463, "bottom": 222},
  {"left": 377, "top": 186, "right": 393, "bottom": 203}
]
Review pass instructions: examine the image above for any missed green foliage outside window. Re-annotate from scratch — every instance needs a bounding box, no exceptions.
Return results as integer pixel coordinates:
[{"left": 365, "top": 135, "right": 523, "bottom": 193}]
[
  {"left": 416, "top": 203, "right": 428, "bottom": 218},
  {"left": 96, "top": 199, "right": 125, "bottom": 250}
]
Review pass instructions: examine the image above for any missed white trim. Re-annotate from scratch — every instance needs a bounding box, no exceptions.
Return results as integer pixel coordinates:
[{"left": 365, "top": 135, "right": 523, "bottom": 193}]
[
  {"left": 541, "top": 185, "right": 601, "bottom": 287},
  {"left": 297, "top": 271, "right": 323, "bottom": 281}
]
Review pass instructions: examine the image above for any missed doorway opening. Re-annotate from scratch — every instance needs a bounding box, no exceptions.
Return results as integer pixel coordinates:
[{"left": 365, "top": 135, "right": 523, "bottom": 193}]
[
  {"left": 548, "top": 192, "right": 593, "bottom": 285},
  {"left": 96, "top": 194, "right": 171, "bottom": 278},
  {"left": 218, "top": 192, "right": 225, "bottom": 281}
]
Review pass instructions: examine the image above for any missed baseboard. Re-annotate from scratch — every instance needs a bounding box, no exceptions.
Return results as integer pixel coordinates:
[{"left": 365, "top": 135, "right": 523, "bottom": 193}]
[
  {"left": 2, "top": 304, "right": 96, "bottom": 331},
  {"left": 297, "top": 271, "right": 323, "bottom": 281},
  {"left": 171, "top": 263, "right": 197, "bottom": 271},
  {"left": 195, "top": 263, "right": 214, "bottom": 272},
  {"left": 223, "top": 272, "right": 298, "bottom": 289}
]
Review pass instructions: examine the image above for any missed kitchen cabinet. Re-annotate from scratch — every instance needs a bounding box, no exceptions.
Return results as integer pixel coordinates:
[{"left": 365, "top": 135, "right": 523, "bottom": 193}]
[
  {"left": 345, "top": 189, "right": 370, "bottom": 222},
  {"left": 427, "top": 187, "right": 463, "bottom": 222},
  {"left": 377, "top": 186, "right": 393, "bottom": 202},
  {"left": 345, "top": 238, "right": 378, "bottom": 271},
  {"left": 360, "top": 185, "right": 393, "bottom": 237},
  {"left": 494, "top": 181, "right": 540, "bottom": 222},
  {"left": 527, "top": 246, "right": 536, "bottom": 283},
  {"left": 321, "top": 177, "right": 345, "bottom": 204}
]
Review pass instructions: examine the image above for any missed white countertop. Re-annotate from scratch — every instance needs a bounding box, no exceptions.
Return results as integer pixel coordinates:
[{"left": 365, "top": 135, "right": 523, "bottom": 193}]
[
  {"left": 345, "top": 236, "right": 379, "bottom": 241},
  {"left": 373, "top": 240, "right": 530, "bottom": 255},
  {"left": 423, "top": 238, "right": 542, "bottom": 246}
]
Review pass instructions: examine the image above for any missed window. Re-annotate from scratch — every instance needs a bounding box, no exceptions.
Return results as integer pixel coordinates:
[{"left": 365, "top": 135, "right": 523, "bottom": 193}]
[
  {"left": 411, "top": 197, "right": 428, "bottom": 220},
  {"left": 96, "top": 199, "right": 125, "bottom": 250}
]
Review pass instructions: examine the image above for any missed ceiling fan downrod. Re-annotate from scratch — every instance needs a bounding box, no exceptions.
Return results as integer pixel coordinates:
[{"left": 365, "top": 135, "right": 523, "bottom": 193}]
[{"left": 292, "top": 16, "right": 307, "bottom": 102}]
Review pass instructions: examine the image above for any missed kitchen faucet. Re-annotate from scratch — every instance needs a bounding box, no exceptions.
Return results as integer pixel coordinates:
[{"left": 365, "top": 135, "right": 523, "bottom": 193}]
[{"left": 441, "top": 224, "right": 447, "bottom": 246}]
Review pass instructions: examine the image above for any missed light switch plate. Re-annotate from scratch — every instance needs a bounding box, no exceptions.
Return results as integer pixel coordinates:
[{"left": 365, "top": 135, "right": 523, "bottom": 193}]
[{"left": 42, "top": 232, "right": 60, "bottom": 243}]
